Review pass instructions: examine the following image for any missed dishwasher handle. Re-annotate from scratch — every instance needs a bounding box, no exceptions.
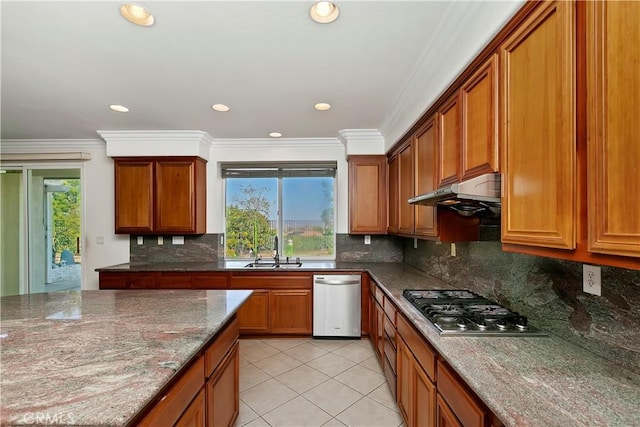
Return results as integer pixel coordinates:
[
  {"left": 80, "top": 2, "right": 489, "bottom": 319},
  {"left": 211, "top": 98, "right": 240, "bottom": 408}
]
[{"left": 314, "top": 277, "right": 361, "bottom": 286}]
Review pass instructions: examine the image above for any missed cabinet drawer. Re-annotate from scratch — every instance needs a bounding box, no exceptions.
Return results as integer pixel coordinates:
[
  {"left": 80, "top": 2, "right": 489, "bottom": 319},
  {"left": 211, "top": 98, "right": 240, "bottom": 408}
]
[
  {"left": 139, "top": 357, "right": 205, "bottom": 426},
  {"left": 437, "top": 361, "right": 486, "bottom": 427},
  {"left": 158, "top": 273, "right": 193, "bottom": 289},
  {"left": 383, "top": 354, "right": 397, "bottom": 400},
  {"left": 129, "top": 273, "right": 157, "bottom": 289},
  {"left": 374, "top": 286, "right": 384, "bottom": 306},
  {"left": 205, "top": 318, "right": 239, "bottom": 378},
  {"left": 99, "top": 273, "right": 127, "bottom": 289},
  {"left": 192, "top": 273, "right": 228, "bottom": 289},
  {"left": 383, "top": 338, "right": 397, "bottom": 374},
  {"left": 397, "top": 314, "right": 436, "bottom": 382},
  {"left": 383, "top": 296, "right": 397, "bottom": 326},
  {"left": 230, "top": 274, "right": 311, "bottom": 289},
  {"left": 383, "top": 315, "right": 396, "bottom": 349}
]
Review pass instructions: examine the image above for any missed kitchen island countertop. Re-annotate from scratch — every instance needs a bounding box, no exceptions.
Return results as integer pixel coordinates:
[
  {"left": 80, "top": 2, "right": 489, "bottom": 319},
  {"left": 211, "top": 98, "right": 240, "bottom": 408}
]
[
  {"left": 95, "top": 260, "right": 640, "bottom": 426},
  {"left": 0, "top": 289, "right": 252, "bottom": 426}
]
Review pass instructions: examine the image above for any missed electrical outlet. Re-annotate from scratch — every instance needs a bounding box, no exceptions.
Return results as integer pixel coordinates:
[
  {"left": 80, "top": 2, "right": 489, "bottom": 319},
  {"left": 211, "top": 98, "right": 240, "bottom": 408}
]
[
  {"left": 172, "top": 236, "right": 184, "bottom": 245},
  {"left": 219, "top": 235, "right": 224, "bottom": 245},
  {"left": 157, "top": 236, "right": 163, "bottom": 245},
  {"left": 137, "top": 236, "right": 143, "bottom": 245},
  {"left": 414, "top": 237, "right": 418, "bottom": 249},
  {"left": 450, "top": 243, "right": 456, "bottom": 257},
  {"left": 364, "top": 235, "right": 371, "bottom": 245},
  {"left": 583, "top": 264, "right": 601, "bottom": 296}
]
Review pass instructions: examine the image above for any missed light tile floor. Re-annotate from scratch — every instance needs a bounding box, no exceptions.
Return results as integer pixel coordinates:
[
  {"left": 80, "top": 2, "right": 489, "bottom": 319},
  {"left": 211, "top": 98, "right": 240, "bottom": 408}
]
[{"left": 236, "top": 337, "right": 404, "bottom": 427}]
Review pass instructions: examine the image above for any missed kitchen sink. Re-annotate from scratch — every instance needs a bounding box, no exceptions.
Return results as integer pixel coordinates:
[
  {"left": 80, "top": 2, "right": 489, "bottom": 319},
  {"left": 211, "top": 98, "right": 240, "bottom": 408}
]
[{"left": 244, "top": 262, "right": 303, "bottom": 269}]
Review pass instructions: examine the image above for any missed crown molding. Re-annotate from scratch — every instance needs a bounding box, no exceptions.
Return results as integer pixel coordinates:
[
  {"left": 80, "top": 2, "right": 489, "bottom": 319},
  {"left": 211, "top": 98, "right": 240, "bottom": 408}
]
[
  {"left": 338, "top": 129, "right": 385, "bottom": 157},
  {"left": 0, "top": 139, "right": 104, "bottom": 153},
  {"left": 211, "top": 137, "right": 342, "bottom": 150},
  {"left": 98, "top": 130, "right": 214, "bottom": 160}
]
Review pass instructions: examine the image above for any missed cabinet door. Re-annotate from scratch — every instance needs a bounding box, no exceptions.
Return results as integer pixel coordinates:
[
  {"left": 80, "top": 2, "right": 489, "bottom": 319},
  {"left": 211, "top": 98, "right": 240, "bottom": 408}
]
[
  {"left": 414, "top": 116, "right": 438, "bottom": 237},
  {"left": 207, "top": 343, "right": 239, "bottom": 427},
  {"left": 437, "top": 93, "right": 461, "bottom": 187},
  {"left": 348, "top": 156, "right": 388, "bottom": 234},
  {"left": 175, "top": 389, "right": 205, "bottom": 427},
  {"left": 414, "top": 358, "right": 436, "bottom": 427},
  {"left": 114, "top": 159, "right": 154, "bottom": 234},
  {"left": 270, "top": 290, "right": 312, "bottom": 334},
  {"left": 387, "top": 155, "right": 399, "bottom": 234},
  {"left": 500, "top": 0, "right": 576, "bottom": 250},
  {"left": 436, "top": 394, "right": 462, "bottom": 427},
  {"left": 397, "top": 338, "right": 412, "bottom": 425},
  {"left": 461, "top": 54, "right": 499, "bottom": 180},
  {"left": 398, "top": 143, "right": 415, "bottom": 235},
  {"left": 587, "top": 0, "right": 640, "bottom": 258},
  {"left": 238, "top": 291, "right": 270, "bottom": 334},
  {"left": 155, "top": 159, "right": 198, "bottom": 234}
]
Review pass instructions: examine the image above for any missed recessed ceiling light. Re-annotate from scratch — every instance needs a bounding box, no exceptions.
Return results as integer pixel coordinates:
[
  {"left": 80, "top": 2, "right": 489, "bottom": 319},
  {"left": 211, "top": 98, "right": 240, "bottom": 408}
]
[
  {"left": 310, "top": 1, "right": 340, "bottom": 24},
  {"left": 314, "top": 102, "right": 331, "bottom": 111},
  {"left": 269, "top": 132, "right": 282, "bottom": 138},
  {"left": 211, "top": 104, "right": 230, "bottom": 112},
  {"left": 109, "top": 104, "right": 130, "bottom": 113},
  {"left": 120, "top": 3, "right": 155, "bottom": 27}
]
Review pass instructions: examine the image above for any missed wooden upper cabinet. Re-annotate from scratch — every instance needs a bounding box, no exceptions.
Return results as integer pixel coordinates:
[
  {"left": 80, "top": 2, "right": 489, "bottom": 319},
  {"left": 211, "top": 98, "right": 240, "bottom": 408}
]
[
  {"left": 500, "top": 0, "right": 576, "bottom": 250},
  {"left": 586, "top": 0, "right": 640, "bottom": 258},
  {"left": 414, "top": 116, "right": 438, "bottom": 237},
  {"left": 437, "top": 93, "right": 461, "bottom": 187},
  {"left": 155, "top": 158, "right": 206, "bottom": 234},
  {"left": 387, "top": 155, "right": 400, "bottom": 234},
  {"left": 114, "top": 157, "right": 207, "bottom": 235},
  {"left": 114, "top": 160, "right": 154, "bottom": 233},
  {"left": 461, "top": 54, "right": 499, "bottom": 180},
  {"left": 348, "top": 155, "right": 388, "bottom": 234},
  {"left": 398, "top": 142, "right": 415, "bottom": 235}
]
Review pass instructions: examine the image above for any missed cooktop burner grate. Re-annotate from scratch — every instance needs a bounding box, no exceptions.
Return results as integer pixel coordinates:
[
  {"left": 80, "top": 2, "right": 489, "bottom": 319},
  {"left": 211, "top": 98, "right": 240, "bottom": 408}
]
[{"left": 402, "top": 289, "right": 547, "bottom": 337}]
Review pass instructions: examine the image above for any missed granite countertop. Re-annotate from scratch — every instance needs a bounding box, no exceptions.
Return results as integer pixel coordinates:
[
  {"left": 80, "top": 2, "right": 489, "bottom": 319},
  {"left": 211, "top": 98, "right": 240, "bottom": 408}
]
[
  {"left": 92, "top": 261, "right": 640, "bottom": 426},
  {"left": 362, "top": 263, "right": 640, "bottom": 427},
  {"left": 0, "top": 289, "right": 252, "bottom": 426}
]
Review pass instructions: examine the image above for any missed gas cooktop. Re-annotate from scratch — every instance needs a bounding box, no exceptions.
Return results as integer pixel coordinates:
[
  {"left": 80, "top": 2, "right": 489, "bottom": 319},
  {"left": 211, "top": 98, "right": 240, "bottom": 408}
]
[{"left": 403, "top": 289, "right": 547, "bottom": 336}]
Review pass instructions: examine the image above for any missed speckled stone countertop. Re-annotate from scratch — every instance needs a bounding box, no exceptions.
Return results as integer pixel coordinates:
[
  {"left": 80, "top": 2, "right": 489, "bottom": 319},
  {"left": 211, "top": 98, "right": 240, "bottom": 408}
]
[
  {"left": 0, "top": 289, "right": 252, "bottom": 426},
  {"left": 362, "top": 263, "right": 640, "bottom": 427},
  {"left": 94, "top": 261, "right": 640, "bottom": 426}
]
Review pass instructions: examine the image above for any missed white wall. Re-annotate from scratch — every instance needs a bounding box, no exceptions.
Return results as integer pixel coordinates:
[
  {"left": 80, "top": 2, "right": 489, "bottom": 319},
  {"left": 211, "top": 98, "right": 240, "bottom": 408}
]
[
  {"left": 208, "top": 138, "right": 349, "bottom": 234},
  {"left": 0, "top": 140, "right": 130, "bottom": 290}
]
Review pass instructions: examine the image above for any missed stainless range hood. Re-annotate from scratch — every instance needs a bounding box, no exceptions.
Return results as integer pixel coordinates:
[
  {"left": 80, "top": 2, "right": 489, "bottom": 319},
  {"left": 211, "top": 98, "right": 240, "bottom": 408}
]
[{"left": 408, "top": 173, "right": 501, "bottom": 206}]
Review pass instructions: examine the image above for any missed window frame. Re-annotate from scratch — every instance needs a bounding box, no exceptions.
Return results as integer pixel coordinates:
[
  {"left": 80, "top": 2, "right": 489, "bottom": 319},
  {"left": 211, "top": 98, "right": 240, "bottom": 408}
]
[{"left": 222, "top": 163, "right": 337, "bottom": 261}]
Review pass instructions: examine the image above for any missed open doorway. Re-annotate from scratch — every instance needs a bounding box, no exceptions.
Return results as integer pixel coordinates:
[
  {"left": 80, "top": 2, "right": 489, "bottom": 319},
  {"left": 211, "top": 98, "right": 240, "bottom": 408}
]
[{"left": 0, "top": 167, "right": 82, "bottom": 296}]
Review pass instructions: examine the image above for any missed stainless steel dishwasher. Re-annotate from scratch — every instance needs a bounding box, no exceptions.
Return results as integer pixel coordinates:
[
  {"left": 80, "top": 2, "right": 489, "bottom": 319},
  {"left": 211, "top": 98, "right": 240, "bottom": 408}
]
[{"left": 313, "top": 274, "right": 361, "bottom": 338}]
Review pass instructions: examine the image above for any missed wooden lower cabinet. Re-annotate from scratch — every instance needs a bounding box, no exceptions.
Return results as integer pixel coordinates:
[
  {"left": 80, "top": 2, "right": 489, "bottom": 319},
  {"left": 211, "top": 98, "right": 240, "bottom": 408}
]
[
  {"left": 138, "top": 317, "right": 239, "bottom": 427},
  {"left": 270, "top": 290, "right": 312, "bottom": 334},
  {"left": 176, "top": 389, "right": 205, "bottom": 427},
  {"left": 437, "top": 361, "right": 492, "bottom": 427},
  {"left": 238, "top": 289, "right": 312, "bottom": 335},
  {"left": 397, "top": 338, "right": 436, "bottom": 427},
  {"left": 238, "top": 290, "right": 270, "bottom": 334},
  {"left": 436, "top": 394, "right": 462, "bottom": 427},
  {"left": 207, "top": 342, "right": 239, "bottom": 427}
]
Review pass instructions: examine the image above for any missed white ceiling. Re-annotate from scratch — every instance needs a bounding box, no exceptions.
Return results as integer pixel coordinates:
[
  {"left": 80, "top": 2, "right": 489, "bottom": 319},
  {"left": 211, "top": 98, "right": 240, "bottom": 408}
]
[{"left": 1, "top": 1, "right": 523, "bottom": 147}]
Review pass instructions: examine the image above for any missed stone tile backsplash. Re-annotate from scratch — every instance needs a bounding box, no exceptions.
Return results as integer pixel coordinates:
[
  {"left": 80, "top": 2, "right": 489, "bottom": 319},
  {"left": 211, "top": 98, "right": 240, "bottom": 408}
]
[
  {"left": 402, "top": 238, "right": 640, "bottom": 374},
  {"left": 129, "top": 234, "right": 223, "bottom": 263},
  {"left": 335, "top": 234, "right": 403, "bottom": 262}
]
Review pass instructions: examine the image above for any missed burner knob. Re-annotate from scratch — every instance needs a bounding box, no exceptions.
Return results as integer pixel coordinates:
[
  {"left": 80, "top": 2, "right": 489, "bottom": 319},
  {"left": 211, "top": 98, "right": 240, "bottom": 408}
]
[{"left": 515, "top": 316, "right": 528, "bottom": 329}]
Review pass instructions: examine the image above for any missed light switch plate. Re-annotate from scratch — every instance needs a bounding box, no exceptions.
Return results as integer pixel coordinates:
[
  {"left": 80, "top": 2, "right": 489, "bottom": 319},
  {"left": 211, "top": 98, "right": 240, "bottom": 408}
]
[
  {"left": 157, "top": 236, "right": 163, "bottom": 245},
  {"left": 583, "top": 264, "right": 601, "bottom": 296},
  {"left": 364, "top": 235, "right": 371, "bottom": 245},
  {"left": 172, "top": 236, "right": 184, "bottom": 245},
  {"left": 137, "top": 236, "right": 143, "bottom": 245}
]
